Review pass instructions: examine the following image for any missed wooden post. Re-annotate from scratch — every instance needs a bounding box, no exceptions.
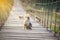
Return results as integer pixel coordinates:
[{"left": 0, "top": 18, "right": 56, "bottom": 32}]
[
  {"left": 46, "top": 1, "right": 49, "bottom": 30},
  {"left": 49, "top": 2, "right": 53, "bottom": 31},
  {"left": 54, "top": 3, "right": 57, "bottom": 37}
]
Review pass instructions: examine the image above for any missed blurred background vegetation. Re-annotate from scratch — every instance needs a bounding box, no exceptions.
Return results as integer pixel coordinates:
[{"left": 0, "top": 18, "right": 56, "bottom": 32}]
[{"left": 0, "top": 0, "right": 14, "bottom": 28}]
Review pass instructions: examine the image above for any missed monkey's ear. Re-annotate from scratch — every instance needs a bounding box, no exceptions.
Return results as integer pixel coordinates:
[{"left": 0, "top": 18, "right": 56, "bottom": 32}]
[{"left": 18, "top": 16, "right": 21, "bottom": 19}]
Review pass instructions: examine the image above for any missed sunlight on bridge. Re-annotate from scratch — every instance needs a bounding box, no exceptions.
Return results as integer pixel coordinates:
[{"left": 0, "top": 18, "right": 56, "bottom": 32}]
[{"left": 0, "top": 0, "right": 14, "bottom": 27}]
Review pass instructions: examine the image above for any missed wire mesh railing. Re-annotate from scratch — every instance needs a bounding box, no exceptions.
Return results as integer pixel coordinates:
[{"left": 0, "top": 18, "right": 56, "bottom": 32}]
[{"left": 34, "top": 0, "right": 60, "bottom": 40}]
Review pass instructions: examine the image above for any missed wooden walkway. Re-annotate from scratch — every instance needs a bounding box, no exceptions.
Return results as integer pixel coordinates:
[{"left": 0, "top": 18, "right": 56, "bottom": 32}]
[{"left": 0, "top": 0, "right": 57, "bottom": 40}]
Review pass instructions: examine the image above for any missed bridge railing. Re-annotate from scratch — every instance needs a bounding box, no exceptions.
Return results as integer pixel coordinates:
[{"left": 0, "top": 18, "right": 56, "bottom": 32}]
[{"left": 36, "top": 1, "right": 60, "bottom": 40}]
